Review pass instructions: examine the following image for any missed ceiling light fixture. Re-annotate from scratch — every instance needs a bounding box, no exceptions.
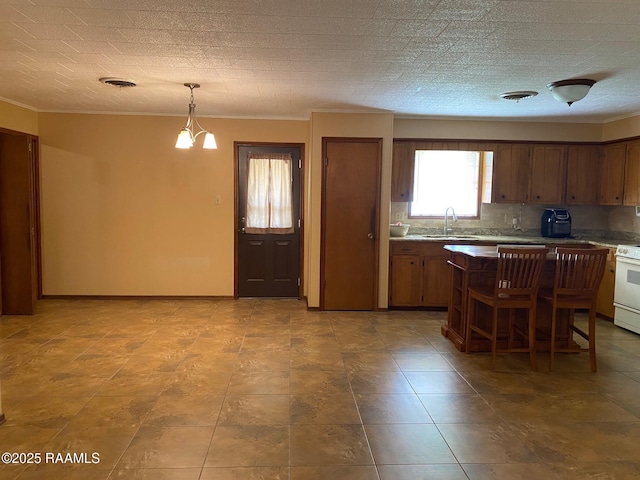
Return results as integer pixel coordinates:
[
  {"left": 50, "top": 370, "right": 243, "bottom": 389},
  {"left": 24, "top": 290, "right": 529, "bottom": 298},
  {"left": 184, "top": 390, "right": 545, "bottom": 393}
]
[
  {"left": 499, "top": 91, "right": 538, "bottom": 102},
  {"left": 547, "top": 78, "right": 596, "bottom": 106},
  {"left": 175, "top": 83, "right": 217, "bottom": 150}
]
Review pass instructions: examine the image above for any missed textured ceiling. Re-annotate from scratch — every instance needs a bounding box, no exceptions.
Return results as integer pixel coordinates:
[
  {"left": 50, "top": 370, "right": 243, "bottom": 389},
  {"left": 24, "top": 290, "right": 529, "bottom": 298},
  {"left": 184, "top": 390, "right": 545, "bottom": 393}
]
[{"left": 1, "top": 0, "right": 640, "bottom": 122}]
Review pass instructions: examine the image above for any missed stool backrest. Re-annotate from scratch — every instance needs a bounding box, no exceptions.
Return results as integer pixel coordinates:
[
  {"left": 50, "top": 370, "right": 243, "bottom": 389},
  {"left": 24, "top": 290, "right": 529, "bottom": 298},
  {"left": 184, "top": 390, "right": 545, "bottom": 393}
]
[
  {"left": 553, "top": 247, "right": 608, "bottom": 297},
  {"left": 495, "top": 247, "right": 549, "bottom": 298}
]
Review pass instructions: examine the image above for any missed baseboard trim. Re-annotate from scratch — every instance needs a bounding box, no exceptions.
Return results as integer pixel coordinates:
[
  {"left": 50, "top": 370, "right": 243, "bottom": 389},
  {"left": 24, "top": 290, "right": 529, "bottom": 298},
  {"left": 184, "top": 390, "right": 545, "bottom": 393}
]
[{"left": 41, "top": 295, "right": 235, "bottom": 300}]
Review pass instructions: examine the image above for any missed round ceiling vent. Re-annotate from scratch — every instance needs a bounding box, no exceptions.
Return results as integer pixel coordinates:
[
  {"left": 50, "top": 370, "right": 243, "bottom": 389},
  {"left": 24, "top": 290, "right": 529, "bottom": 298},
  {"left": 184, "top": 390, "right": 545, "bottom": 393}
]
[
  {"left": 500, "top": 91, "right": 538, "bottom": 101},
  {"left": 99, "top": 78, "right": 136, "bottom": 88}
]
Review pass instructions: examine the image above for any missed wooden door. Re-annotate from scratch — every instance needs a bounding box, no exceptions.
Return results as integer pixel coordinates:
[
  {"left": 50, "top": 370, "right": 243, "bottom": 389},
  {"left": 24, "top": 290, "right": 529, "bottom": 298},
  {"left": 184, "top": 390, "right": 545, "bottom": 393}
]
[
  {"left": 236, "top": 144, "right": 302, "bottom": 297},
  {"left": 0, "top": 133, "right": 39, "bottom": 314},
  {"left": 624, "top": 140, "right": 640, "bottom": 205},
  {"left": 600, "top": 143, "right": 626, "bottom": 205},
  {"left": 492, "top": 144, "right": 531, "bottom": 203},
  {"left": 566, "top": 145, "right": 600, "bottom": 204},
  {"left": 530, "top": 145, "right": 567, "bottom": 204},
  {"left": 321, "top": 138, "right": 381, "bottom": 310}
]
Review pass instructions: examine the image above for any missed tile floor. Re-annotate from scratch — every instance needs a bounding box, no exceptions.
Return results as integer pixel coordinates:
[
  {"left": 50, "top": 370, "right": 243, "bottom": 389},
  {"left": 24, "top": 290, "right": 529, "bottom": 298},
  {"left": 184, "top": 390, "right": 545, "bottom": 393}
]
[{"left": 1, "top": 298, "right": 640, "bottom": 479}]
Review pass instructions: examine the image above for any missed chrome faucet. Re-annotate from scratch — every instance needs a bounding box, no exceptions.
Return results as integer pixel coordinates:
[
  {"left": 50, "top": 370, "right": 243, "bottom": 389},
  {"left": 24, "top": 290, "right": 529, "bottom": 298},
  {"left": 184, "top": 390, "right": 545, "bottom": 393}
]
[{"left": 444, "top": 206, "right": 458, "bottom": 235}]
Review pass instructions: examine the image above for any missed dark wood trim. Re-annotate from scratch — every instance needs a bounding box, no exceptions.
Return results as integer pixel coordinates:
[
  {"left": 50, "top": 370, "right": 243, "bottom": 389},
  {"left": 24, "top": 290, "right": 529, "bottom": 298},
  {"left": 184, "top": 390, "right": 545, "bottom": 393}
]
[
  {"left": 0, "top": 414, "right": 5, "bottom": 426},
  {"left": 320, "top": 137, "right": 382, "bottom": 311},
  {"left": 31, "top": 136, "right": 42, "bottom": 300},
  {"left": 233, "top": 141, "right": 305, "bottom": 299}
]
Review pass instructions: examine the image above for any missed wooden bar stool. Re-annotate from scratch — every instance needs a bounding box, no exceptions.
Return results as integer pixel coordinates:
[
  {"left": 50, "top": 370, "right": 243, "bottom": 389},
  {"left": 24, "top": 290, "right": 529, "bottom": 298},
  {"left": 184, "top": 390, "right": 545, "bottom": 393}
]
[
  {"left": 465, "top": 247, "right": 548, "bottom": 370},
  {"left": 538, "top": 247, "right": 608, "bottom": 372}
]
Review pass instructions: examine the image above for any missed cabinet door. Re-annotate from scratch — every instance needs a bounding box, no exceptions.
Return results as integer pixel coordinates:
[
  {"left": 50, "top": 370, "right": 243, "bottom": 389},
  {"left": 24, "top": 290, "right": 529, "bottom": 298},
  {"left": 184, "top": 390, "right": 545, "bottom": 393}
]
[
  {"left": 596, "top": 259, "right": 616, "bottom": 318},
  {"left": 422, "top": 255, "right": 451, "bottom": 306},
  {"left": 565, "top": 145, "right": 601, "bottom": 205},
  {"left": 391, "top": 141, "right": 414, "bottom": 202},
  {"left": 530, "top": 145, "right": 567, "bottom": 204},
  {"left": 389, "top": 254, "right": 422, "bottom": 306},
  {"left": 624, "top": 140, "right": 640, "bottom": 205},
  {"left": 491, "top": 144, "right": 531, "bottom": 203},
  {"left": 600, "top": 143, "right": 626, "bottom": 205}
]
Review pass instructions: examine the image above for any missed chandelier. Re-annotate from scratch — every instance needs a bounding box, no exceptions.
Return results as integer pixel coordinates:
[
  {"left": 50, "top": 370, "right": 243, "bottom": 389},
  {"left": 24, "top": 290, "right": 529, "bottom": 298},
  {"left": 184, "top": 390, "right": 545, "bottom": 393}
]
[{"left": 175, "top": 83, "right": 217, "bottom": 149}]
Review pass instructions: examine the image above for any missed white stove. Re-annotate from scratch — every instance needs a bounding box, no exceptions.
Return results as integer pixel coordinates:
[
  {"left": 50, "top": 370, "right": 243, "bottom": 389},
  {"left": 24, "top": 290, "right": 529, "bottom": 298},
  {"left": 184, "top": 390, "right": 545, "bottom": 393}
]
[{"left": 614, "top": 244, "right": 640, "bottom": 334}]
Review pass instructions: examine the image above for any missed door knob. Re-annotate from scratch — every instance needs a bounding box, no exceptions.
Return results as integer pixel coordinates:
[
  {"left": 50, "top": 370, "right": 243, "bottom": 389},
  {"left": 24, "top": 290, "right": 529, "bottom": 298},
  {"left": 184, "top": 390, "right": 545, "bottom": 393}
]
[{"left": 367, "top": 233, "right": 374, "bottom": 239}]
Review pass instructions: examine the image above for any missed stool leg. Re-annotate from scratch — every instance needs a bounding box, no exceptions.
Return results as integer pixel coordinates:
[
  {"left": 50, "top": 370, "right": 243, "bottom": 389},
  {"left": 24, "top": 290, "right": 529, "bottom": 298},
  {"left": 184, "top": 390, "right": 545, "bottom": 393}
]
[
  {"left": 549, "top": 305, "right": 557, "bottom": 372},
  {"left": 588, "top": 307, "right": 597, "bottom": 372},
  {"left": 491, "top": 307, "right": 498, "bottom": 370},
  {"left": 529, "top": 305, "right": 537, "bottom": 371}
]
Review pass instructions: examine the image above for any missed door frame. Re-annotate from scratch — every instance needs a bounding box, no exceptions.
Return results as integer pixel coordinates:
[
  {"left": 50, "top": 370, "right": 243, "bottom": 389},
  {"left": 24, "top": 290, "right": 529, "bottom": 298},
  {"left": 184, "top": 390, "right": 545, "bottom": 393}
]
[
  {"left": 320, "top": 137, "right": 382, "bottom": 311},
  {"left": 234, "top": 141, "right": 305, "bottom": 299}
]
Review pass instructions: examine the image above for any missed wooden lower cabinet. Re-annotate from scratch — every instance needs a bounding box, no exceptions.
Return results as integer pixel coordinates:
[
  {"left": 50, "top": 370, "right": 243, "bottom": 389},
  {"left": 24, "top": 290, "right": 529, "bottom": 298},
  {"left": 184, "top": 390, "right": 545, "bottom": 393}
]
[
  {"left": 389, "top": 254, "right": 422, "bottom": 306},
  {"left": 389, "top": 241, "right": 452, "bottom": 307},
  {"left": 596, "top": 257, "right": 616, "bottom": 318}
]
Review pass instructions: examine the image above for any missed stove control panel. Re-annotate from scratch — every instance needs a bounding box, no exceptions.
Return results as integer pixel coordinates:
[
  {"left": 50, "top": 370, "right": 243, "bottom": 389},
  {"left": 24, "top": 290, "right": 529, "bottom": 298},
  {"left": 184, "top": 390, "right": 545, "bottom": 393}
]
[{"left": 617, "top": 245, "right": 640, "bottom": 259}]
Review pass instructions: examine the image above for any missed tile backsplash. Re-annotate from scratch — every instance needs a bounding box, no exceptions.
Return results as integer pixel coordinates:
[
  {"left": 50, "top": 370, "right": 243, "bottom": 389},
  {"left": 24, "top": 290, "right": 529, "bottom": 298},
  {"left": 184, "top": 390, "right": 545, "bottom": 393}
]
[{"left": 390, "top": 202, "right": 640, "bottom": 242}]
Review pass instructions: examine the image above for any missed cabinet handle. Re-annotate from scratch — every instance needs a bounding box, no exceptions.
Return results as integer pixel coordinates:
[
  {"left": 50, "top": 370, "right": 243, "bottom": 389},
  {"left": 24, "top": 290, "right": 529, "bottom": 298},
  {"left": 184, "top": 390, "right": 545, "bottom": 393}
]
[
  {"left": 501, "top": 194, "right": 506, "bottom": 199},
  {"left": 536, "top": 195, "right": 540, "bottom": 199}
]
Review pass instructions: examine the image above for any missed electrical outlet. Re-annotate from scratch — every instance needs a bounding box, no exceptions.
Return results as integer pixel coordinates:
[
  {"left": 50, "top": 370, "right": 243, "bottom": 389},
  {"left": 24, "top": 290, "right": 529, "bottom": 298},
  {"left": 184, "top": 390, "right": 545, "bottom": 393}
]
[{"left": 395, "top": 213, "right": 404, "bottom": 222}]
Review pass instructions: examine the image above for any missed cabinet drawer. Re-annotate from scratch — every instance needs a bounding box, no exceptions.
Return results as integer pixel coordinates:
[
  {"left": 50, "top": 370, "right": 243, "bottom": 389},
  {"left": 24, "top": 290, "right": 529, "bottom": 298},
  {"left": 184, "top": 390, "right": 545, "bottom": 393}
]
[{"left": 391, "top": 242, "right": 421, "bottom": 255}]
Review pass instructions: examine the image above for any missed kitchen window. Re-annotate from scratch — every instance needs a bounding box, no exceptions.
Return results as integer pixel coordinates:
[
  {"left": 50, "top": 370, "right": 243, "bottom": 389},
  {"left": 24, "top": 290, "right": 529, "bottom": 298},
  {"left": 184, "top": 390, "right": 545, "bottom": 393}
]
[{"left": 409, "top": 150, "right": 492, "bottom": 218}]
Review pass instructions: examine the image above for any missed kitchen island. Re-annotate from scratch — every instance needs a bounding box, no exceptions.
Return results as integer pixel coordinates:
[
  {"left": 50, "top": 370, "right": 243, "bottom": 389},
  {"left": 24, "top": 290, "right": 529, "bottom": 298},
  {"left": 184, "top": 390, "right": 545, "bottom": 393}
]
[{"left": 441, "top": 244, "right": 572, "bottom": 353}]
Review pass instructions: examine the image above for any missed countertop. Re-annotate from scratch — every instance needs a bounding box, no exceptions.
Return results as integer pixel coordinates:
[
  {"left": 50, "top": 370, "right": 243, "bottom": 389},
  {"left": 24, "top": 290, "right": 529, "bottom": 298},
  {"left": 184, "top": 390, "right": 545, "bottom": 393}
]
[
  {"left": 443, "top": 244, "right": 560, "bottom": 259},
  {"left": 390, "top": 234, "right": 621, "bottom": 249}
]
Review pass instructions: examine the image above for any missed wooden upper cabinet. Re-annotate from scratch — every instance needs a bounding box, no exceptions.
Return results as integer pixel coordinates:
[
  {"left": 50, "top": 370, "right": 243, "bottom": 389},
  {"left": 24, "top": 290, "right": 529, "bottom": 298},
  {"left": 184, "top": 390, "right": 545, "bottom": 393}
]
[
  {"left": 391, "top": 141, "right": 414, "bottom": 202},
  {"left": 530, "top": 145, "right": 567, "bottom": 204},
  {"left": 565, "top": 145, "right": 601, "bottom": 205},
  {"left": 491, "top": 144, "right": 531, "bottom": 203},
  {"left": 624, "top": 140, "right": 640, "bottom": 205},
  {"left": 600, "top": 142, "right": 627, "bottom": 205}
]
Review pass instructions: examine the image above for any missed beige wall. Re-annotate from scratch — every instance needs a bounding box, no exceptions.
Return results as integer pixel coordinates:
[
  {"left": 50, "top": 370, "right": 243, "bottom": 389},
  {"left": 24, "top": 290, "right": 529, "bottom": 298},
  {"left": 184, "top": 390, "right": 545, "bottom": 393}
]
[
  {"left": 307, "top": 112, "right": 394, "bottom": 309},
  {"left": 38, "top": 112, "right": 309, "bottom": 296},
  {"left": 602, "top": 115, "right": 640, "bottom": 142},
  {"left": 5, "top": 99, "right": 640, "bottom": 302},
  {"left": 394, "top": 117, "right": 604, "bottom": 142},
  {"left": 0, "top": 100, "right": 38, "bottom": 135}
]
